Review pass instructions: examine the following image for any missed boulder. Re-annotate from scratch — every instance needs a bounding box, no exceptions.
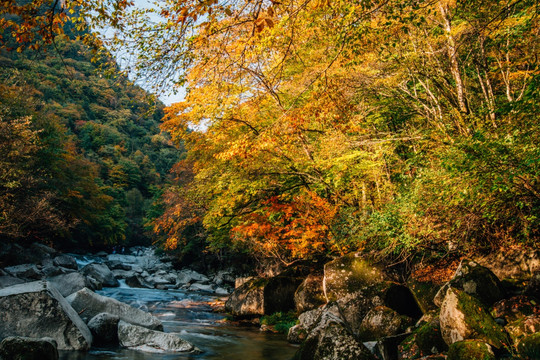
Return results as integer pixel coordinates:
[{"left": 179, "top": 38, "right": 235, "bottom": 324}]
[
  {"left": 0, "top": 275, "right": 25, "bottom": 289},
  {"left": 215, "top": 287, "right": 230, "bottom": 295},
  {"left": 439, "top": 288, "right": 509, "bottom": 348},
  {"left": 358, "top": 306, "right": 411, "bottom": 341},
  {"left": 294, "top": 321, "right": 375, "bottom": 360},
  {"left": 87, "top": 313, "right": 120, "bottom": 346},
  {"left": 66, "top": 288, "right": 162, "bottom": 330},
  {"left": 323, "top": 253, "right": 388, "bottom": 302},
  {"left": 235, "top": 276, "right": 254, "bottom": 289},
  {"left": 80, "top": 263, "right": 119, "bottom": 287},
  {"left": 0, "top": 336, "right": 58, "bottom": 360},
  {"left": 475, "top": 248, "right": 540, "bottom": 280},
  {"left": 0, "top": 281, "right": 92, "bottom": 350},
  {"left": 288, "top": 324, "right": 307, "bottom": 344},
  {"left": 145, "top": 273, "right": 177, "bottom": 286},
  {"left": 41, "top": 265, "right": 72, "bottom": 277},
  {"left": 125, "top": 275, "right": 152, "bottom": 289},
  {"left": 189, "top": 283, "right": 214, "bottom": 292},
  {"left": 225, "top": 276, "right": 303, "bottom": 317},
  {"left": 112, "top": 269, "right": 136, "bottom": 279},
  {"left": 105, "top": 260, "right": 132, "bottom": 271},
  {"left": 4, "top": 264, "right": 43, "bottom": 280},
  {"left": 433, "top": 260, "right": 504, "bottom": 307},
  {"left": 47, "top": 272, "right": 96, "bottom": 297},
  {"left": 398, "top": 317, "right": 448, "bottom": 359},
  {"left": 52, "top": 254, "right": 78, "bottom": 270},
  {"left": 407, "top": 278, "right": 440, "bottom": 314},
  {"left": 299, "top": 308, "right": 324, "bottom": 331},
  {"left": 447, "top": 340, "right": 495, "bottom": 360},
  {"left": 176, "top": 269, "right": 210, "bottom": 285},
  {"left": 517, "top": 332, "right": 540, "bottom": 360},
  {"left": 0, "top": 243, "right": 53, "bottom": 267},
  {"left": 295, "top": 274, "right": 326, "bottom": 313},
  {"left": 117, "top": 320, "right": 198, "bottom": 353}
]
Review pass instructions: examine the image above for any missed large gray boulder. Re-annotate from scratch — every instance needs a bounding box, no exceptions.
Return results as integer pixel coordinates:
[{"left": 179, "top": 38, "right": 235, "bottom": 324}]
[
  {"left": 66, "top": 288, "right": 163, "bottom": 330},
  {"left": 0, "top": 281, "right": 92, "bottom": 350},
  {"left": 439, "top": 287, "right": 509, "bottom": 348},
  {"left": 125, "top": 274, "right": 152, "bottom": 289},
  {"left": 47, "top": 272, "right": 96, "bottom": 297},
  {"left": 80, "top": 263, "right": 119, "bottom": 288},
  {"left": 4, "top": 264, "right": 43, "bottom": 280},
  {"left": 117, "top": 321, "right": 198, "bottom": 353},
  {"left": 0, "top": 336, "right": 58, "bottom": 360},
  {"left": 295, "top": 320, "right": 375, "bottom": 360},
  {"left": 52, "top": 254, "right": 78, "bottom": 270},
  {"left": 295, "top": 274, "right": 326, "bottom": 313},
  {"left": 176, "top": 269, "right": 209, "bottom": 285},
  {"left": 225, "top": 275, "right": 303, "bottom": 317},
  {"left": 323, "top": 253, "right": 388, "bottom": 302},
  {"left": 87, "top": 313, "right": 120, "bottom": 346}
]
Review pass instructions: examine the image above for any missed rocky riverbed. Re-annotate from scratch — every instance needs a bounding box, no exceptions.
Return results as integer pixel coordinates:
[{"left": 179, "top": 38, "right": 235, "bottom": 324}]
[{"left": 0, "top": 242, "right": 539, "bottom": 359}]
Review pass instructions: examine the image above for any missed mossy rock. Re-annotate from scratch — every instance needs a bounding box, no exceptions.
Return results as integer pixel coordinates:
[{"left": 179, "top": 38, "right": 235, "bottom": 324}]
[
  {"left": 440, "top": 288, "right": 510, "bottom": 349},
  {"left": 517, "top": 332, "right": 540, "bottom": 360},
  {"left": 324, "top": 253, "right": 388, "bottom": 302},
  {"left": 294, "top": 273, "right": 326, "bottom": 313},
  {"left": 407, "top": 278, "right": 440, "bottom": 314},
  {"left": 358, "top": 306, "right": 409, "bottom": 341},
  {"left": 505, "top": 314, "right": 540, "bottom": 344},
  {"left": 434, "top": 260, "right": 504, "bottom": 308},
  {"left": 398, "top": 317, "right": 448, "bottom": 359},
  {"left": 447, "top": 340, "right": 495, "bottom": 360}
]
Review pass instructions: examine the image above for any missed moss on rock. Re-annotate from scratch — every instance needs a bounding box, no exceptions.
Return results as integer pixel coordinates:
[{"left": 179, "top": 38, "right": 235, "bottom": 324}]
[
  {"left": 447, "top": 340, "right": 495, "bottom": 360},
  {"left": 517, "top": 332, "right": 540, "bottom": 360}
]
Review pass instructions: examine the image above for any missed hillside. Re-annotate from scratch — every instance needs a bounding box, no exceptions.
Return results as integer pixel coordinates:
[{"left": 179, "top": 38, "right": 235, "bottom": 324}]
[{"left": 0, "top": 28, "right": 182, "bottom": 249}]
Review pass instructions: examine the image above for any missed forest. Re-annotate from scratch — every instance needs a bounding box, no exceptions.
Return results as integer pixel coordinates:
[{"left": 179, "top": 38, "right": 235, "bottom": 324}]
[{"left": 1, "top": 0, "right": 539, "bottom": 266}]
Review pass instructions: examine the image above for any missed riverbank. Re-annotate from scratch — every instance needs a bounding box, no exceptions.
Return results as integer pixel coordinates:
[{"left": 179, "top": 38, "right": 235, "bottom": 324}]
[{"left": 0, "top": 243, "right": 538, "bottom": 359}]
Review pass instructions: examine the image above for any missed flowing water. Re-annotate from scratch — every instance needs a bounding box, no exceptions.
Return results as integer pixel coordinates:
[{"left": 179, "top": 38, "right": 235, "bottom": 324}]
[{"left": 58, "top": 279, "right": 298, "bottom": 360}]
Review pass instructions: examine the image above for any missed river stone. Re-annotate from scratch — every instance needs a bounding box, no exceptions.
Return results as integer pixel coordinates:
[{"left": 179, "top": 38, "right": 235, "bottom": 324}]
[
  {"left": 447, "top": 340, "right": 495, "bottom": 360},
  {"left": 398, "top": 317, "right": 448, "bottom": 359},
  {"left": 47, "top": 272, "right": 96, "bottom": 297},
  {"left": 189, "top": 283, "right": 214, "bottom": 292},
  {"left": 323, "top": 253, "right": 388, "bottom": 302},
  {"left": 0, "top": 336, "right": 58, "bottom": 360},
  {"left": 434, "top": 259, "right": 504, "bottom": 307},
  {"left": 105, "top": 260, "right": 132, "bottom": 271},
  {"left": 439, "top": 287, "right": 509, "bottom": 348},
  {"left": 52, "top": 254, "right": 78, "bottom": 270},
  {"left": 66, "top": 287, "right": 163, "bottom": 330},
  {"left": 176, "top": 269, "right": 209, "bottom": 285},
  {"left": 87, "top": 313, "right": 120, "bottom": 346},
  {"left": 0, "top": 275, "right": 25, "bottom": 289},
  {"left": 294, "top": 321, "right": 375, "bottom": 360},
  {"left": 4, "top": 264, "right": 43, "bottom": 280},
  {"left": 125, "top": 274, "right": 152, "bottom": 289},
  {"left": 0, "top": 281, "right": 92, "bottom": 350},
  {"left": 80, "top": 263, "right": 119, "bottom": 287},
  {"left": 359, "top": 306, "right": 408, "bottom": 341},
  {"left": 41, "top": 265, "right": 71, "bottom": 277},
  {"left": 112, "top": 269, "right": 135, "bottom": 279},
  {"left": 225, "top": 275, "right": 303, "bottom": 317},
  {"left": 295, "top": 273, "right": 326, "bottom": 313},
  {"left": 117, "top": 320, "right": 198, "bottom": 353}
]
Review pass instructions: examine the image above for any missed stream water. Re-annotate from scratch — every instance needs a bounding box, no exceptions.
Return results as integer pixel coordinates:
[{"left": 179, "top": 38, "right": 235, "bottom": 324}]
[{"left": 58, "top": 280, "right": 298, "bottom": 360}]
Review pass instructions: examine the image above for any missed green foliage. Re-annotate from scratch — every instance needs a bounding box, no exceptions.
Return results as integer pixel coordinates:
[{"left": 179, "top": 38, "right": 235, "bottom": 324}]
[
  {"left": 0, "top": 25, "right": 182, "bottom": 248},
  {"left": 260, "top": 311, "right": 298, "bottom": 334}
]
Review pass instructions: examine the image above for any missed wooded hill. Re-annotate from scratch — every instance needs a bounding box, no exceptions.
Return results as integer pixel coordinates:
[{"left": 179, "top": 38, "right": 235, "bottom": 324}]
[{"left": 0, "top": 24, "right": 182, "bottom": 249}]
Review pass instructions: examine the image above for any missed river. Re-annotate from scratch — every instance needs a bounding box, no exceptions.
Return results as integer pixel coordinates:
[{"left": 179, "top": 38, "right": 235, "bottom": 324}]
[{"left": 58, "top": 281, "right": 298, "bottom": 360}]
